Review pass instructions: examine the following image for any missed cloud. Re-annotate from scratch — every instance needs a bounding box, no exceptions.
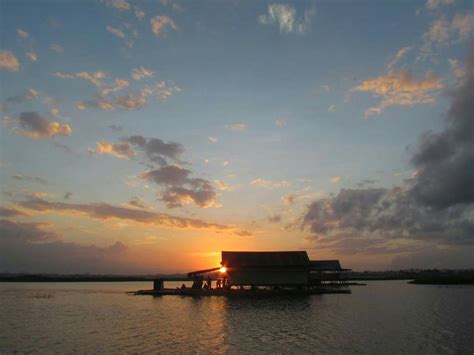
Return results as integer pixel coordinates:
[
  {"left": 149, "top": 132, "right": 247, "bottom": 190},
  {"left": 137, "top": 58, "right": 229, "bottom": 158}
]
[
  {"left": 129, "top": 195, "right": 146, "bottom": 208},
  {"left": 16, "top": 29, "right": 29, "bottom": 39},
  {"left": 108, "top": 124, "right": 123, "bottom": 132},
  {"left": 131, "top": 67, "right": 155, "bottom": 80},
  {"left": 101, "top": 78, "right": 129, "bottom": 96},
  {"left": 76, "top": 80, "right": 180, "bottom": 111},
  {"left": 327, "top": 105, "right": 336, "bottom": 112},
  {"left": 106, "top": 25, "right": 126, "bottom": 39},
  {"left": 258, "top": 4, "right": 314, "bottom": 34},
  {"left": 0, "top": 88, "right": 39, "bottom": 112},
  {"left": 302, "top": 47, "right": 474, "bottom": 257},
  {"left": 50, "top": 43, "right": 63, "bottom": 53},
  {"left": 92, "top": 135, "right": 184, "bottom": 166},
  {"left": 351, "top": 70, "right": 443, "bottom": 116},
  {"left": 94, "top": 141, "right": 136, "bottom": 159},
  {"left": 12, "top": 174, "right": 48, "bottom": 184},
  {"left": 15, "top": 196, "right": 234, "bottom": 232},
  {"left": 141, "top": 165, "right": 218, "bottom": 208},
  {"left": 0, "top": 218, "right": 59, "bottom": 243},
  {"left": 268, "top": 214, "right": 282, "bottom": 223},
  {"left": 274, "top": 119, "right": 287, "bottom": 127},
  {"left": 250, "top": 178, "right": 290, "bottom": 189},
  {"left": 330, "top": 176, "right": 342, "bottom": 184},
  {"left": 208, "top": 136, "right": 218, "bottom": 143},
  {"left": 12, "top": 112, "right": 72, "bottom": 139},
  {"left": 449, "top": 58, "right": 465, "bottom": 80},
  {"left": 214, "top": 180, "right": 237, "bottom": 192},
  {"left": 101, "top": 0, "right": 130, "bottom": 10},
  {"left": 425, "top": 0, "right": 454, "bottom": 11},
  {"left": 419, "top": 13, "right": 474, "bottom": 60},
  {"left": 0, "top": 218, "right": 134, "bottom": 274},
  {"left": 0, "top": 206, "right": 29, "bottom": 217},
  {"left": 225, "top": 123, "right": 247, "bottom": 131},
  {"left": 281, "top": 193, "right": 296, "bottom": 206},
  {"left": 150, "top": 15, "right": 178, "bottom": 35},
  {"left": 0, "top": 51, "right": 20, "bottom": 71},
  {"left": 26, "top": 52, "right": 38, "bottom": 62},
  {"left": 387, "top": 46, "right": 412, "bottom": 71},
  {"left": 52, "top": 71, "right": 106, "bottom": 87}
]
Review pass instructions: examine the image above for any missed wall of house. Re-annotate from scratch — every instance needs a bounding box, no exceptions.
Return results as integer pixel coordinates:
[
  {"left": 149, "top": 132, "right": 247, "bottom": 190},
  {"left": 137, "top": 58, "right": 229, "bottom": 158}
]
[{"left": 227, "top": 269, "right": 308, "bottom": 286}]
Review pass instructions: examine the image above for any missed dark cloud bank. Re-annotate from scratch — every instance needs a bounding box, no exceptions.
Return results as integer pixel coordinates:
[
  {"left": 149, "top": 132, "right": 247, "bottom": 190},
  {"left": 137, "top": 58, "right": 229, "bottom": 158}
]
[{"left": 302, "top": 47, "right": 474, "bottom": 268}]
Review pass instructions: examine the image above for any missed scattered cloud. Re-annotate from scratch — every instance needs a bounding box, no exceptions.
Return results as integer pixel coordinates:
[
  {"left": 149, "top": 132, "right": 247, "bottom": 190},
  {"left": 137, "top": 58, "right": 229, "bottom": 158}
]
[
  {"left": 150, "top": 15, "right": 178, "bottom": 36},
  {"left": 449, "top": 58, "right": 465, "bottom": 80},
  {"left": 268, "top": 214, "right": 282, "bottom": 223},
  {"left": 52, "top": 71, "right": 106, "bottom": 87},
  {"left": 250, "top": 178, "right": 290, "bottom": 189},
  {"left": 387, "top": 46, "right": 412, "bottom": 71},
  {"left": 302, "top": 47, "right": 474, "bottom": 255},
  {"left": 108, "top": 124, "right": 123, "bottom": 132},
  {"left": 16, "top": 29, "right": 29, "bottom": 39},
  {"left": 50, "top": 43, "right": 64, "bottom": 53},
  {"left": 0, "top": 206, "right": 29, "bottom": 217},
  {"left": 0, "top": 88, "right": 39, "bottom": 112},
  {"left": 92, "top": 135, "right": 184, "bottom": 166},
  {"left": 141, "top": 165, "right": 218, "bottom": 208},
  {"left": 225, "top": 122, "right": 247, "bottom": 131},
  {"left": 351, "top": 70, "right": 443, "bottom": 116},
  {"left": 330, "top": 176, "right": 342, "bottom": 184},
  {"left": 12, "top": 174, "right": 48, "bottom": 184},
  {"left": 208, "top": 136, "right": 218, "bottom": 143},
  {"left": 94, "top": 141, "right": 136, "bottom": 159},
  {"left": 281, "top": 193, "right": 295, "bottom": 206},
  {"left": 106, "top": 25, "right": 126, "bottom": 39},
  {"left": 274, "top": 119, "right": 287, "bottom": 127},
  {"left": 131, "top": 67, "right": 155, "bottom": 80},
  {"left": 26, "top": 52, "right": 38, "bottom": 62},
  {"left": 258, "top": 4, "right": 315, "bottom": 35},
  {"left": 15, "top": 196, "right": 231, "bottom": 231},
  {"left": 214, "top": 180, "right": 238, "bottom": 192},
  {"left": 11, "top": 112, "right": 72, "bottom": 139},
  {"left": 426, "top": 0, "right": 454, "bottom": 11},
  {"left": 0, "top": 51, "right": 20, "bottom": 71},
  {"left": 101, "top": 78, "right": 129, "bottom": 96},
  {"left": 328, "top": 105, "right": 336, "bottom": 112},
  {"left": 419, "top": 13, "right": 474, "bottom": 61},
  {"left": 101, "top": 0, "right": 131, "bottom": 10}
]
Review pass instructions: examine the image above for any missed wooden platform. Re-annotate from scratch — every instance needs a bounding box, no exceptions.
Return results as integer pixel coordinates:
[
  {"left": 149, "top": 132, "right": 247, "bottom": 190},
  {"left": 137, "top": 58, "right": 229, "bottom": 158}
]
[{"left": 132, "top": 287, "right": 351, "bottom": 297}]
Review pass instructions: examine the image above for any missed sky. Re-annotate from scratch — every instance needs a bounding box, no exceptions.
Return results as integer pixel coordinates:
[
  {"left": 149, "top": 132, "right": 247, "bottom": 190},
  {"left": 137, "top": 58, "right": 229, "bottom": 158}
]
[{"left": 0, "top": 0, "right": 473, "bottom": 273}]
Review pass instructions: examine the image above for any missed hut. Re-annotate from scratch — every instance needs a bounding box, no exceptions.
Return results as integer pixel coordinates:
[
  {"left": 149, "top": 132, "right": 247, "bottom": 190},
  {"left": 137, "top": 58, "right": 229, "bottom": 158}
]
[{"left": 309, "top": 259, "right": 351, "bottom": 285}]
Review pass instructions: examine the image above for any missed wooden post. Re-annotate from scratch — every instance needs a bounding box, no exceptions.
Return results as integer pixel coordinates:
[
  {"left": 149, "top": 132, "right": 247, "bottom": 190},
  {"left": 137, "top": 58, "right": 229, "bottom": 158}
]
[{"left": 153, "top": 279, "right": 164, "bottom": 291}]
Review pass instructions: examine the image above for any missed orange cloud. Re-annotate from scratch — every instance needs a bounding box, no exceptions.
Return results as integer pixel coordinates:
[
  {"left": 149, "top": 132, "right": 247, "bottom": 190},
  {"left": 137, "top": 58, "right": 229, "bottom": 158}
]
[
  {"left": 352, "top": 70, "right": 443, "bottom": 116},
  {"left": 0, "top": 51, "right": 20, "bottom": 71}
]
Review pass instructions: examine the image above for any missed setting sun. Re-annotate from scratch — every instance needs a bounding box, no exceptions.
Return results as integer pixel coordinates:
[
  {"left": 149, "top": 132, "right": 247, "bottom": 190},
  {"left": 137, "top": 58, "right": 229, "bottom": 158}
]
[{"left": 219, "top": 267, "right": 227, "bottom": 274}]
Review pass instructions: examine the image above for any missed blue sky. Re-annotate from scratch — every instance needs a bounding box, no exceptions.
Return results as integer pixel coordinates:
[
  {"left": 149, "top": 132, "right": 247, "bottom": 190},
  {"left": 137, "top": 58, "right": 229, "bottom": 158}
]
[{"left": 1, "top": 0, "right": 473, "bottom": 273}]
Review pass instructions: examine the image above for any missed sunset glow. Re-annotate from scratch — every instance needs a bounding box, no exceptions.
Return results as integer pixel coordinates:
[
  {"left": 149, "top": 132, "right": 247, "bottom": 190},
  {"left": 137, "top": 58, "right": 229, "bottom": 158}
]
[{"left": 1, "top": 0, "right": 473, "bottom": 274}]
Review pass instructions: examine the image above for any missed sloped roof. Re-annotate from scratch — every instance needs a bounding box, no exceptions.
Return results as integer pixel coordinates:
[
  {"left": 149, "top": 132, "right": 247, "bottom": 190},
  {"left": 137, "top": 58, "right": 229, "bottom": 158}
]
[
  {"left": 310, "top": 260, "right": 346, "bottom": 271},
  {"left": 221, "top": 251, "right": 310, "bottom": 267}
]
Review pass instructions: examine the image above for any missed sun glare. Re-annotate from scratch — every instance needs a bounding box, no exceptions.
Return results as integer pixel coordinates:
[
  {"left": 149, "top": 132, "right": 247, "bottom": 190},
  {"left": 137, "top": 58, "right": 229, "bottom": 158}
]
[{"left": 219, "top": 267, "right": 227, "bottom": 273}]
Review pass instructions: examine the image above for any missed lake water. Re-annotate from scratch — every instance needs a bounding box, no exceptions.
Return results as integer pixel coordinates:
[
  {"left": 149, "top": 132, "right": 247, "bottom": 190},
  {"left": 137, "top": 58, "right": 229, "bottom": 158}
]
[{"left": 0, "top": 281, "right": 473, "bottom": 353}]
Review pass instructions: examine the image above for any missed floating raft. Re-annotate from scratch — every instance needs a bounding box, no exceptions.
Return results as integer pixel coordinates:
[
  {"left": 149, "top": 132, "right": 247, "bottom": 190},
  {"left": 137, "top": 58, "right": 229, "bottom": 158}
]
[{"left": 132, "top": 287, "right": 351, "bottom": 297}]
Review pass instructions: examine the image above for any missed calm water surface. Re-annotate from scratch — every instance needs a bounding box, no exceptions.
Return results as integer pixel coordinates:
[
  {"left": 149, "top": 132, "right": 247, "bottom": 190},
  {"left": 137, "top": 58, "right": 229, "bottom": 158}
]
[{"left": 0, "top": 281, "right": 473, "bottom": 354}]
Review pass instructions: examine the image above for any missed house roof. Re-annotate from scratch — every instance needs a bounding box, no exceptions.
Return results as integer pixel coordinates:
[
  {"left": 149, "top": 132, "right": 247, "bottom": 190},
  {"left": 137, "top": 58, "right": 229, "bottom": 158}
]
[
  {"left": 221, "top": 251, "right": 311, "bottom": 268},
  {"left": 310, "top": 260, "right": 350, "bottom": 271}
]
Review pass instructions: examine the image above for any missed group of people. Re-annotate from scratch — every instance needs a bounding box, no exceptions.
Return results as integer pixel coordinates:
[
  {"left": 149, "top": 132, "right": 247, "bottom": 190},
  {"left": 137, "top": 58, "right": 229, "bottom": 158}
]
[{"left": 184, "top": 276, "right": 229, "bottom": 291}]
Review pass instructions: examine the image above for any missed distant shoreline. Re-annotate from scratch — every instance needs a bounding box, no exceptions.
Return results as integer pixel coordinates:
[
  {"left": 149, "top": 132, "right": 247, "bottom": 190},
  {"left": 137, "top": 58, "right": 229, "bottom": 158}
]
[{"left": 1, "top": 273, "right": 473, "bottom": 284}]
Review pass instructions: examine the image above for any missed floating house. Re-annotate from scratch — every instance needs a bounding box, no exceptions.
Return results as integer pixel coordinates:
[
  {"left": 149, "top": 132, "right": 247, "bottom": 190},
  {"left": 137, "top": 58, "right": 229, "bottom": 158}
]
[{"left": 148, "top": 251, "right": 350, "bottom": 294}]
